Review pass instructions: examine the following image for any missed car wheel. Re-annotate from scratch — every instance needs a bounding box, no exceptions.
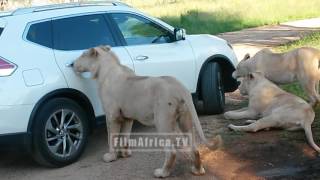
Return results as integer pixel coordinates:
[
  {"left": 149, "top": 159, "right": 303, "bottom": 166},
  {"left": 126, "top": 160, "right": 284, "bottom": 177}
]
[
  {"left": 200, "top": 62, "right": 225, "bottom": 114},
  {"left": 32, "top": 98, "right": 89, "bottom": 167}
]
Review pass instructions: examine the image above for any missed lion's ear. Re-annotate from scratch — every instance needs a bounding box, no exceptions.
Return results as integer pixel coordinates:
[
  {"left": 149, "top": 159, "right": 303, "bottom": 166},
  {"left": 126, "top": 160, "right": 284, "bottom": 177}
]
[
  {"left": 243, "top": 53, "right": 250, "bottom": 61},
  {"left": 88, "top": 48, "right": 99, "bottom": 57},
  {"left": 99, "top": 45, "right": 111, "bottom": 52}
]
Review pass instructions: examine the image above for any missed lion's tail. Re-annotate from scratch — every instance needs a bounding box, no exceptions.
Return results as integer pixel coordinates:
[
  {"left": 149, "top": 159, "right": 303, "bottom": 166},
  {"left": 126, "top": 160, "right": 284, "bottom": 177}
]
[
  {"left": 304, "top": 123, "right": 320, "bottom": 154},
  {"left": 186, "top": 97, "right": 222, "bottom": 150}
]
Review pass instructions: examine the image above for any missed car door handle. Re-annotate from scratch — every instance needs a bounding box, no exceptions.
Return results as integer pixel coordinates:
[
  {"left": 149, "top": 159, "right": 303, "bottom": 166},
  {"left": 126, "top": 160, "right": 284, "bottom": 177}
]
[
  {"left": 135, "top": 55, "right": 149, "bottom": 61},
  {"left": 65, "top": 62, "right": 74, "bottom": 67}
]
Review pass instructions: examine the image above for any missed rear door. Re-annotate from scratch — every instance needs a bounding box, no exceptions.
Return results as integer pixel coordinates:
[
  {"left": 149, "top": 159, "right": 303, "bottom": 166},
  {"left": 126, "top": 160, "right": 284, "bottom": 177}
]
[
  {"left": 52, "top": 13, "right": 134, "bottom": 117},
  {"left": 108, "top": 13, "right": 196, "bottom": 92}
]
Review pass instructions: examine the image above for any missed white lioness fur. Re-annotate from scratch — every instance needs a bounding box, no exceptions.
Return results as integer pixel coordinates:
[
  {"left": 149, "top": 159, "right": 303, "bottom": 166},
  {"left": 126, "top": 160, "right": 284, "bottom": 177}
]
[
  {"left": 233, "top": 47, "right": 320, "bottom": 106},
  {"left": 224, "top": 72, "right": 320, "bottom": 153},
  {"left": 73, "top": 46, "right": 221, "bottom": 178}
]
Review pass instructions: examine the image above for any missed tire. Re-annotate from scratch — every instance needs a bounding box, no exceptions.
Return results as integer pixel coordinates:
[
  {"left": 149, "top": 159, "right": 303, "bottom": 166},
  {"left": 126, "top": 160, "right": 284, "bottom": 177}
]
[
  {"left": 32, "top": 98, "right": 89, "bottom": 167},
  {"left": 200, "top": 62, "right": 225, "bottom": 114}
]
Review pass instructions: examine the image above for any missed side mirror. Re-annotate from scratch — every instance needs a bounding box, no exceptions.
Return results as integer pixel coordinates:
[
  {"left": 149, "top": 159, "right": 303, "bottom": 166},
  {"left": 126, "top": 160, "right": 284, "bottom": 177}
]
[{"left": 174, "top": 28, "right": 186, "bottom": 41}]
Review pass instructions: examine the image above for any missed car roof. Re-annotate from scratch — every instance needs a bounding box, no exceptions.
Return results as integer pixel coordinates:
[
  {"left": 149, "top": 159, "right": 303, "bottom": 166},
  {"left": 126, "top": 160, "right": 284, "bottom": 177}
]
[{"left": 0, "top": 1, "right": 133, "bottom": 20}]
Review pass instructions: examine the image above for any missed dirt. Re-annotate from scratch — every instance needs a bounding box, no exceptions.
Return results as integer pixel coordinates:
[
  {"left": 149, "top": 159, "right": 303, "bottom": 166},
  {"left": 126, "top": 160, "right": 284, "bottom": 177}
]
[
  {"left": 198, "top": 92, "right": 320, "bottom": 180},
  {"left": 1, "top": 91, "right": 319, "bottom": 180}
]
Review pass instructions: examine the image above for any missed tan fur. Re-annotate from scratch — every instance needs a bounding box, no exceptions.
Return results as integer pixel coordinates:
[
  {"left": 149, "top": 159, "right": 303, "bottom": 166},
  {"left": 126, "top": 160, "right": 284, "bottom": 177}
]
[
  {"left": 73, "top": 46, "right": 221, "bottom": 178},
  {"left": 233, "top": 47, "right": 320, "bottom": 106},
  {"left": 0, "top": 0, "right": 7, "bottom": 11},
  {"left": 224, "top": 73, "right": 320, "bottom": 153}
]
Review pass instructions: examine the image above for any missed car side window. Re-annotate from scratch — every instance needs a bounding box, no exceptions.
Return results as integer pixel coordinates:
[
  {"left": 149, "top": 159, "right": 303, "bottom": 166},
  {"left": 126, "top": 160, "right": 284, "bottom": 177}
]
[
  {"left": 52, "top": 14, "right": 115, "bottom": 51},
  {"left": 0, "top": 27, "right": 4, "bottom": 36},
  {"left": 110, "top": 13, "right": 174, "bottom": 46},
  {"left": 26, "top": 21, "right": 53, "bottom": 48}
]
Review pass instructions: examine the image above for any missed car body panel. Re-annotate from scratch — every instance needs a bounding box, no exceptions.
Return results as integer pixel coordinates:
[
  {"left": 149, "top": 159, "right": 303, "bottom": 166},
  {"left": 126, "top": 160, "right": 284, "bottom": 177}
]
[
  {"left": 0, "top": 4, "right": 238, "bottom": 137},
  {"left": 0, "top": 104, "right": 34, "bottom": 133},
  {"left": 53, "top": 47, "right": 134, "bottom": 117},
  {"left": 124, "top": 41, "right": 197, "bottom": 92}
]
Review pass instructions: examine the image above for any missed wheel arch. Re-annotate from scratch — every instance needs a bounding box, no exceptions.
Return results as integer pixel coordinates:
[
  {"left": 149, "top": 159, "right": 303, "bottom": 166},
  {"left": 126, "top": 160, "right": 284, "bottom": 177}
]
[
  {"left": 196, "top": 54, "right": 238, "bottom": 99},
  {"left": 27, "top": 88, "right": 96, "bottom": 134}
]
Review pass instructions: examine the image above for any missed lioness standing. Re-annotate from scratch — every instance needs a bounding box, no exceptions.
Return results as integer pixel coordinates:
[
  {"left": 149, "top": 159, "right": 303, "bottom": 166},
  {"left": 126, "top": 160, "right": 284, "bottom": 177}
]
[
  {"left": 73, "top": 46, "right": 221, "bottom": 178},
  {"left": 233, "top": 47, "right": 320, "bottom": 106},
  {"left": 224, "top": 73, "right": 320, "bottom": 153}
]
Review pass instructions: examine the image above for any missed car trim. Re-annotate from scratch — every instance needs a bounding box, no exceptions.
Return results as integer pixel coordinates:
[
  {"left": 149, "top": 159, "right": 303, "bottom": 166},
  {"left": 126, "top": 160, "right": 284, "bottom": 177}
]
[{"left": 0, "top": 132, "right": 31, "bottom": 149}]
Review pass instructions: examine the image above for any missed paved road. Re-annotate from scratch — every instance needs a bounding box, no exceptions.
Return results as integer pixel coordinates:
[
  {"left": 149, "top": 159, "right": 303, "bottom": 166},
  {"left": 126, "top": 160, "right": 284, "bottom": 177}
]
[{"left": 218, "top": 18, "right": 320, "bottom": 60}]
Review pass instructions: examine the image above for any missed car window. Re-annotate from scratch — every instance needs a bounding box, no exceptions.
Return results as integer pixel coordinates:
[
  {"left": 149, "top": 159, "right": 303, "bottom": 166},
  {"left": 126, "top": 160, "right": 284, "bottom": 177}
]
[
  {"left": 52, "top": 14, "right": 115, "bottom": 51},
  {"left": 110, "top": 13, "right": 174, "bottom": 46},
  {"left": 26, "top": 21, "right": 53, "bottom": 48},
  {"left": 0, "top": 27, "right": 3, "bottom": 36}
]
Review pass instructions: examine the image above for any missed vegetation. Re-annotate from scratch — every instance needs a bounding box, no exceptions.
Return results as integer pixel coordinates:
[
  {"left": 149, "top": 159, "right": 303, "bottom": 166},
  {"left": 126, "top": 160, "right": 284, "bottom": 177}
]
[{"left": 124, "top": 0, "right": 320, "bottom": 34}]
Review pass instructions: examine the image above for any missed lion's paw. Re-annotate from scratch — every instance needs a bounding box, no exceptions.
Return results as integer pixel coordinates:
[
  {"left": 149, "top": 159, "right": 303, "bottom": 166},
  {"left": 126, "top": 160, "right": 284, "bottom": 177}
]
[
  {"left": 228, "top": 124, "right": 237, "bottom": 131},
  {"left": 223, "top": 112, "right": 233, "bottom": 120},
  {"left": 102, "top": 152, "right": 117, "bottom": 163},
  {"left": 191, "top": 165, "right": 205, "bottom": 176},
  {"left": 154, "top": 168, "right": 170, "bottom": 178}
]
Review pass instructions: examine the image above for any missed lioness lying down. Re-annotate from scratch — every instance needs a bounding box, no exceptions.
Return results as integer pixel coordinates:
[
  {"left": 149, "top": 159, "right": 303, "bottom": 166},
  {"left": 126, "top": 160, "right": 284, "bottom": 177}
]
[
  {"left": 73, "top": 46, "right": 221, "bottom": 178},
  {"left": 224, "top": 73, "right": 320, "bottom": 153},
  {"left": 233, "top": 47, "right": 320, "bottom": 106}
]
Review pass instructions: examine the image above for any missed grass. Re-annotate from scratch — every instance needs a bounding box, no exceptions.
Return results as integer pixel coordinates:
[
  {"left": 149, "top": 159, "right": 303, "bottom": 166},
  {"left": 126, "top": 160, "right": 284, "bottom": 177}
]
[
  {"left": 274, "top": 32, "right": 320, "bottom": 140},
  {"left": 124, "top": 0, "right": 320, "bottom": 34},
  {"left": 276, "top": 32, "right": 320, "bottom": 52}
]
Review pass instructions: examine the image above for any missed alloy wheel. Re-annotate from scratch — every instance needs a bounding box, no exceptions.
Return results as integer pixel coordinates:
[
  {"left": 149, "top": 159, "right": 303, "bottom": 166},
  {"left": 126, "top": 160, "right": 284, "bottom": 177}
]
[{"left": 45, "top": 109, "right": 83, "bottom": 158}]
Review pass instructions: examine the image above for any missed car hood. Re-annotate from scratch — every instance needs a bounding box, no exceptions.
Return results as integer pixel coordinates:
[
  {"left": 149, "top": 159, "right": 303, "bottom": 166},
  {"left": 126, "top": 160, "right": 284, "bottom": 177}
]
[
  {"left": 185, "top": 34, "right": 238, "bottom": 66},
  {"left": 186, "top": 34, "right": 227, "bottom": 45}
]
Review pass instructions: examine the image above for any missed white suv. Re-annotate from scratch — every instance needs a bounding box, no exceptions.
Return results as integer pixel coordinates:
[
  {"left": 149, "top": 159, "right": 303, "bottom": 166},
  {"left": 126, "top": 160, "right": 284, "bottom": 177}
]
[{"left": 0, "top": 1, "right": 238, "bottom": 166}]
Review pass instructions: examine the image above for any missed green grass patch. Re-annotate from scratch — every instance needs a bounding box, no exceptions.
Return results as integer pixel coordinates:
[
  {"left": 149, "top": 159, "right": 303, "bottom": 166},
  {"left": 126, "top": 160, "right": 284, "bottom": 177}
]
[
  {"left": 124, "top": 0, "right": 320, "bottom": 34},
  {"left": 276, "top": 32, "right": 320, "bottom": 52}
]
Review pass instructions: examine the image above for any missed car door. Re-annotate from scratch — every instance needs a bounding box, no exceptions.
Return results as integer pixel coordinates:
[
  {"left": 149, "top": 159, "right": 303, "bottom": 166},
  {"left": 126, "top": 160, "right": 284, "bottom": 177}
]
[
  {"left": 108, "top": 13, "right": 197, "bottom": 92},
  {"left": 52, "top": 13, "right": 134, "bottom": 117}
]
